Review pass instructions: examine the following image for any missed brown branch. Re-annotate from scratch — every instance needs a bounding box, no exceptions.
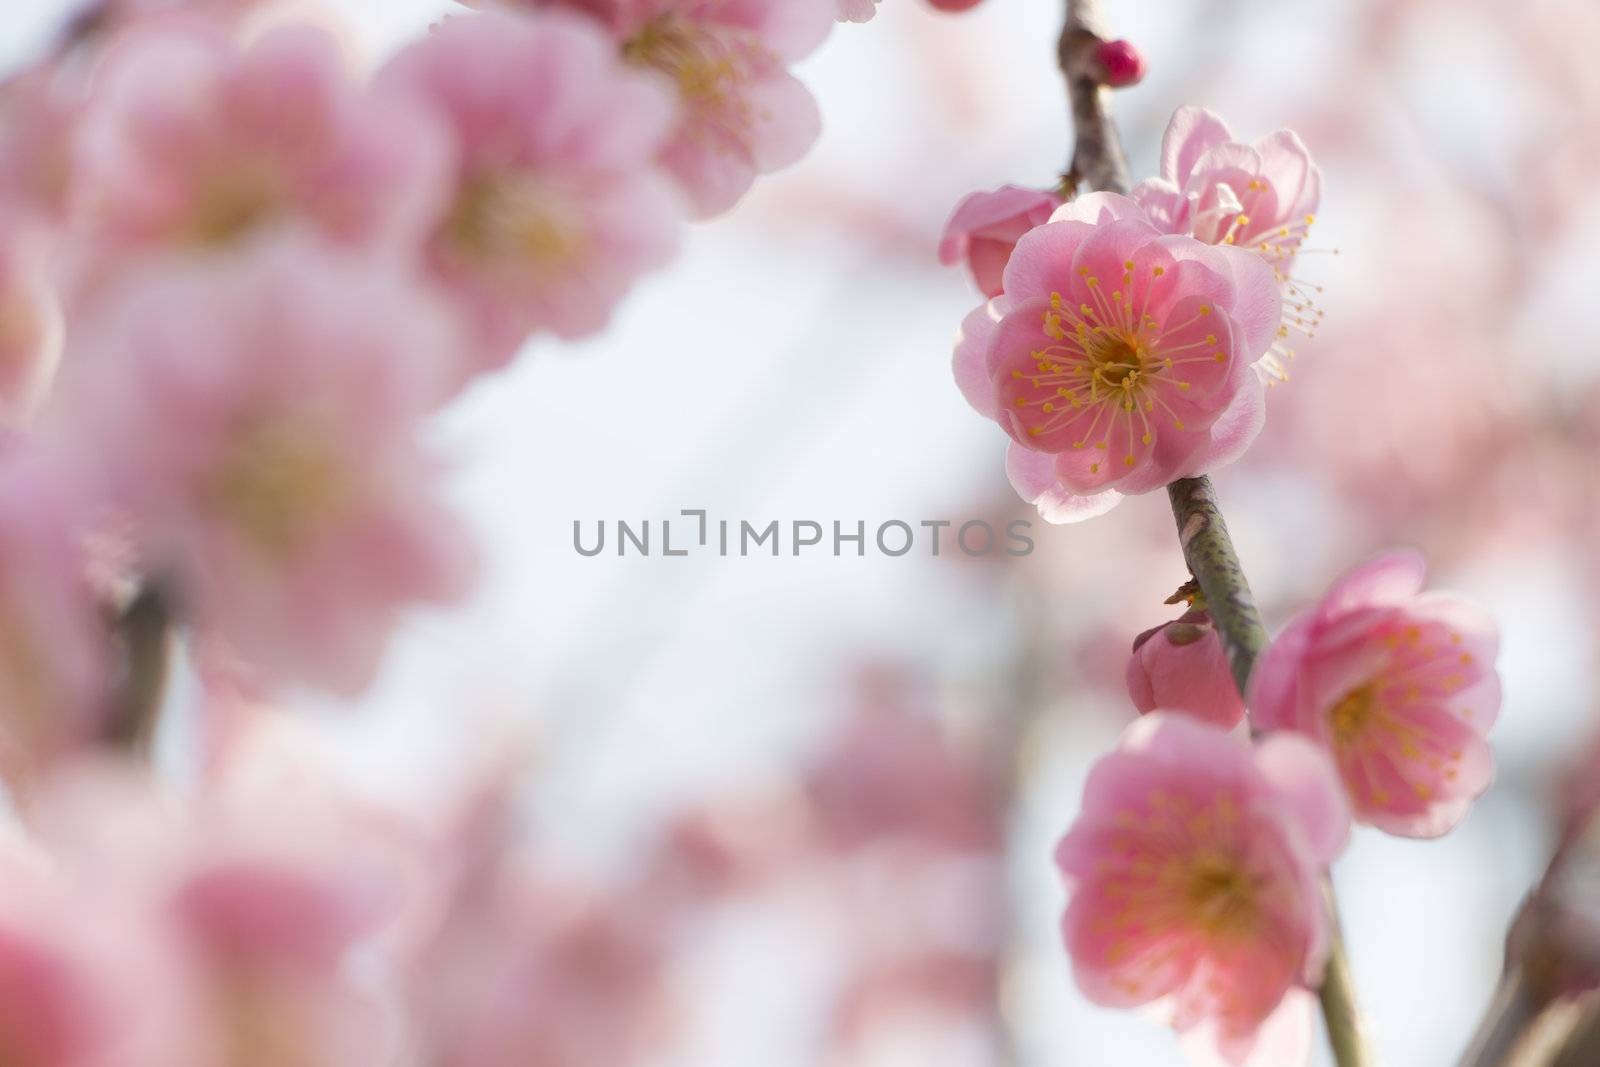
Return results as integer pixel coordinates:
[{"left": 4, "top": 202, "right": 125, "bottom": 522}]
[
  {"left": 103, "top": 583, "right": 172, "bottom": 755},
  {"left": 1056, "top": 5, "right": 1371, "bottom": 1065},
  {"left": 1057, "top": 0, "right": 1132, "bottom": 196}
]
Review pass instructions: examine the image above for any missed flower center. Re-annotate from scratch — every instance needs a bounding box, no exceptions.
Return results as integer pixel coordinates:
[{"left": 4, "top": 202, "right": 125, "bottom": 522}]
[
  {"left": 622, "top": 16, "right": 765, "bottom": 148},
  {"left": 202, "top": 419, "right": 349, "bottom": 559},
  {"left": 186, "top": 165, "right": 284, "bottom": 246},
  {"left": 1184, "top": 854, "right": 1259, "bottom": 937},
  {"left": 443, "top": 172, "right": 585, "bottom": 275},
  {"left": 1330, "top": 683, "right": 1377, "bottom": 742},
  {"left": 1003, "top": 261, "right": 1231, "bottom": 472}
]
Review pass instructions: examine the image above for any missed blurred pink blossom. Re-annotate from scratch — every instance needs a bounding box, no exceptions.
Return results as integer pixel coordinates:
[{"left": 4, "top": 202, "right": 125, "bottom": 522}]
[
  {"left": 51, "top": 238, "right": 473, "bottom": 697},
  {"left": 0, "top": 453, "right": 110, "bottom": 792},
  {"left": 1125, "top": 612, "right": 1244, "bottom": 730},
  {"left": 938, "top": 184, "right": 1063, "bottom": 298},
  {"left": 1131, "top": 107, "right": 1322, "bottom": 383},
  {"left": 955, "top": 192, "right": 1279, "bottom": 522},
  {"left": 1249, "top": 550, "right": 1501, "bottom": 838},
  {"left": 67, "top": 23, "right": 447, "bottom": 288},
  {"left": 378, "top": 9, "right": 683, "bottom": 370},
  {"left": 1055, "top": 715, "right": 1348, "bottom": 1063},
  {"left": 595, "top": 0, "right": 832, "bottom": 217}
]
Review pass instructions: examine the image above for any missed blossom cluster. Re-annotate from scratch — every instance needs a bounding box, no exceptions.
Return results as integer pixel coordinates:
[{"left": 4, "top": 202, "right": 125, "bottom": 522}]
[
  {"left": 0, "top": 0, "right": 845, "bottom": 784},
  {"left": 946, "top": 107, "right": 1321, "bottom": 523},
  {"left": 939, "top": 106, "right": 1504, "bottom": 1062},
  {"left": 0, "top": 669, "right": 1004, "bottom": 1066}
]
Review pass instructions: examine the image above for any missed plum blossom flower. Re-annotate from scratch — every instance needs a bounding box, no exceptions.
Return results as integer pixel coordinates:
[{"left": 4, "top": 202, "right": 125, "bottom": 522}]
[
  {"left": 603, "top": 0, "right": 833, "bottom": 218},
  {"left": 1249, "top": 549, "right": 1501, "bottom": 838},
  {"left": 378, "top": 10, "right": 683, "bottom": 370},
  {"left": 51, "top": 238, "right": 473, "bottom": 697},
  {"left": 1126, "top": 612, "right": 1244, "bottom": 730},
  {"left": 68, "top": 23, "right": 447, "bottom": 283},
  {"left": 954, "top": 192, "right": 1280, "bottom": 522},
  {"left": 0, "top": 453, "right": 110, "bottom": 792},
  {"left": 1055, "top": 715, "right": 1349, "bottom": 1062},
  {"left": 939, "top": 185, "right": 1063, "bottom": 298},
  {"left": 1132, "top": 107, "right": 1323, "bottom": 382}
]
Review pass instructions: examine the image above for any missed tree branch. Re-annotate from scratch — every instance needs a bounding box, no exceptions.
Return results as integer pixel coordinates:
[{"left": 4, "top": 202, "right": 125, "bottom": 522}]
[
  {"left": 103, "top": 583, "right": 172, "bottom": 755},
  {"left": 1056, "top": 5, "right": 1371, "bottom": 1065}
]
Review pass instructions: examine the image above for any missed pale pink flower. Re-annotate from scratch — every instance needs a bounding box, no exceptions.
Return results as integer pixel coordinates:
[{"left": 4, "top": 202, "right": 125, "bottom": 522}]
[
  {"left": 1249, "top": 549, "right": 1501, "bottom": 838},
  {"left": 0, "top": 65, "right": 83, "bottom": 227},
  {"left": 68, "top": 22, "right": 447, "bottom": 281},
  {"left": 172, "top": 855, "right": 405, "bottom": 1065},
  {"left": 378, "top": 10, "right": 683, "bottom": 370},
  {"left": 939, "top": 185, "right": 1064, "bottom": 297},
  {"left": 51, "top": 238, "right": 473, "bottom": 697},
  {"left": 413, "top": 875, "right": 673, "bottom": 1067},
  {"left": 601, "top": 0, "right": 833, "bottom": 218},
  {"left": 1055, "top": 715, "right": 1348, "bottom": 1062},
  {"left": 954, "top": 192, "right": 1280, "bottom": 522},
  {"left": 1132, "top": 107, "right": 1322, "bottom": 382},
  {"left": 1126, "top": 613, "right": 1244, "bottom": 730},
  {"left": 0, "top": 453, "right": 110, "bottom": 791}
]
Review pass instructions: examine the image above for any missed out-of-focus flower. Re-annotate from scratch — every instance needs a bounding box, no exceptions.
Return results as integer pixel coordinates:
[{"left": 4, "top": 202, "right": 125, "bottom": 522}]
[
  {"left": 806, "top": 674, "right": 1001, "bottom": 853},
  {"left": 67, "top": 23, "right": 447, "bottom": 286},
  {"left": 1125, "top": 612, "right": 1244, "bottom": 730},
  {"left": 378, "top": 10, "right": 682, "bottom": 371},
  {"left": 606, "top": 0, "right": 833, "bottom": 218},
  {"left": 954, "top": 192, "right": 1279, "bottom": 522},
  {"left": 1131, "top": 107, "right": 1322, "bottom": 383},
  {"left": 0, "top": 65, "right": 83, "bottom": 226},
  {"left": 51, "top": 238, "right": 473, "bottom": 697},
  {"left": 1094, "top": 39, "right": 1146, "bottom": 88},
  {"left": 1055, "top": 715, "right": 1348, "bottom": 1062},
  {"left": 1249, "top": 550, "right": 1501, "bottom": 838},
  {"left": 0, "top": 453, "right": 110, "bottom": 793},
  {"left": 411, "top": 874, "right": 674, "bottom": 1067},
  {"left": 939, "top": 185, "right": 1063, "bottom": 298}
]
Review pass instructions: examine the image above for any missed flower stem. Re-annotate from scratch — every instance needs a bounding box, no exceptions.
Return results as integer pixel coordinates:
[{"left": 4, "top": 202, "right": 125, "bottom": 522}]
[{"left": 1055, "top": 2, "right": 1373, "bottom": 1063}]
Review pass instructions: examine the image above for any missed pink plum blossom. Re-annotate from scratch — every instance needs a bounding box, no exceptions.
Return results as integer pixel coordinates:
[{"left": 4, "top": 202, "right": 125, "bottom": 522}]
[
  {"left": 1248, "top": 549, "right": 1501, "bottom": 838},
  {"left": 67, "top": 22, "right": 447, "bottom": 285},
  {"left": 378, "top": 10, "right": 683, "bottom": 370},
  {"left": 1055, "top": 714, "right": 1349, "bottom": 1062},
  {"left": 411, "top": 874, "right": 673, "bottom": 1067},
  {"left": 585, "top": 0, "right": 832, "bottom": 218},
  {"left": 1132, "top": 107, "right": 1322, "bottom": 382},
  {"left": 1126, "top": 612, "right": 1245, "bottom": 730},
  {"left": 954, "top": 192, "right": 1280, "bottom": 522},
  {"left": 50, "top": 238, "right": 473, "bottom": 697},
  {"left": 0, "top": 453, "right": 110, "bottom": 792},
  {"left": 939, "top": 185, "right": 1064, "bottom": 297}
]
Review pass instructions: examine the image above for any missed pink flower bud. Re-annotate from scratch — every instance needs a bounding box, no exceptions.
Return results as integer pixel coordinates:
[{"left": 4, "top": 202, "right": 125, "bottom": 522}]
[
  {"left": 1125, "top": 614, "right": 1245, "bottom": 730},
  {"left": 1095, "top": 39, "right": 1146, "bottom": 88}
]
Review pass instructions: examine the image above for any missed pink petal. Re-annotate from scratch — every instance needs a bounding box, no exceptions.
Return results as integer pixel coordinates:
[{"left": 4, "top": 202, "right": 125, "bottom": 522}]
[
  {"left": 1253, "top": 734, "right": 1350, "bottom": 866},
  {"left": 1160, "top": 106, "right": 1234, "bottom": 186}
]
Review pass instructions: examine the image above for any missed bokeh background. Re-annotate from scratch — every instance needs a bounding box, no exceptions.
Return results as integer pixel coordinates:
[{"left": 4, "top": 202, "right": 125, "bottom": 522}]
[{"left": 8, "top": 0, "right": 1600, "bottom": 1063}]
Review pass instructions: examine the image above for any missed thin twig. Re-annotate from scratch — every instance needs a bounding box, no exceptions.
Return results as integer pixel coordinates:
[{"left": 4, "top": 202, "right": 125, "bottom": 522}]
[{"left": 1056, "top": 4, "right": 1371, "bottom": 1065}]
